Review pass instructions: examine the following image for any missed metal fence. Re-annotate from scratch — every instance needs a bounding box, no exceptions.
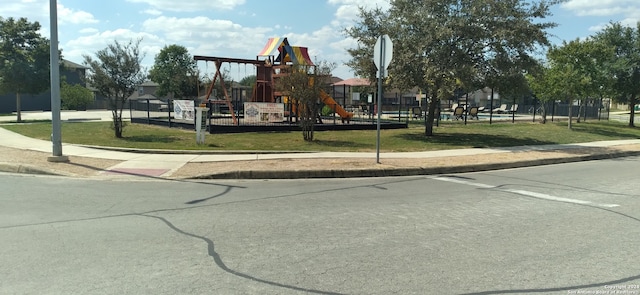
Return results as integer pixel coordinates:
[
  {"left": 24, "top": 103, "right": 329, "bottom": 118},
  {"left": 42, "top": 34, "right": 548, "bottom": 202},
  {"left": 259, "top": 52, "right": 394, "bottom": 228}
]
[
  {"left": 519, "top": 100, "right": 610, "bottom": 121},
  {"left": 129, "top": 99, "right": 197, "bottom": 129},
  {"left": 129, "top": 99, "right": 406, "bottom": 131}
]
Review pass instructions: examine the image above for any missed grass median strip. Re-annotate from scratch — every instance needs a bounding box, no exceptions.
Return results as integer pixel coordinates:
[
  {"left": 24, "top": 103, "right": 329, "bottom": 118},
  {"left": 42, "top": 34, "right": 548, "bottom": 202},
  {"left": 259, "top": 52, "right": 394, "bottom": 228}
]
[{"left": 2, "top": 120, "right": 639, "bottom": 152}]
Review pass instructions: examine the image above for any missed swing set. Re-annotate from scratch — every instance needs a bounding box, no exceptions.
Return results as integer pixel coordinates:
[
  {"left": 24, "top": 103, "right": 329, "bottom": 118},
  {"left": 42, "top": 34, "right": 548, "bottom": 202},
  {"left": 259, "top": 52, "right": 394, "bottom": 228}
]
[
  {"left": 193, "top": 56, "right": 262, "bottom": 125},
  {"left": 193, "top": 37, "right": 353, "bottom": 126}
]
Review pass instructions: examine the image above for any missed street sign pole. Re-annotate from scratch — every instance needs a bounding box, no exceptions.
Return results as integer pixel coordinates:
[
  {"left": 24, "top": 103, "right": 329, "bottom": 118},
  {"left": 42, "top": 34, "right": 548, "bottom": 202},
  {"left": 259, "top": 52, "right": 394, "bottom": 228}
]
[
  {"left": 376, "top": 49, "right": 384, "bottom": 164},
  {"left": 373, "top": 35, "right": 392, "bottom": 164}
]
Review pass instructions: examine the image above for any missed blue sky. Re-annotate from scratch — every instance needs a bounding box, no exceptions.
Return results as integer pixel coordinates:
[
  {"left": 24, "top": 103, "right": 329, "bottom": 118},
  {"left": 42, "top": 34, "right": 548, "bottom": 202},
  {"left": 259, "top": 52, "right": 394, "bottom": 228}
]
[{"left": 2, "top": 0, "right": 639, "bottom": 80}]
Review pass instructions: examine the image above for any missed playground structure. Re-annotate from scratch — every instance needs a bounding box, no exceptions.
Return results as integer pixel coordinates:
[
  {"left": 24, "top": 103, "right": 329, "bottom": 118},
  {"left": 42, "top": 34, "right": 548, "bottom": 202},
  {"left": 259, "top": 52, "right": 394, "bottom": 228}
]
[{"left": 193, "top": 37, "right": 354, "bottom": 125}]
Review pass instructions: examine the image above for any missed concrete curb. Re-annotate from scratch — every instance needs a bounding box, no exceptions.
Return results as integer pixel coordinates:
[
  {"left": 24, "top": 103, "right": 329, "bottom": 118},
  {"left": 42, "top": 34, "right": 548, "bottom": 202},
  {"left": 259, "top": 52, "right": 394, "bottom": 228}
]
[
  {"left": 2, "top": 150, "right": 639, "bottom": 180},
  {"left": 0, "top": 163, "right": 67, "bottom": 176},
  {"left": 190, "top": 150, "right": 640, "bottom": 180}
]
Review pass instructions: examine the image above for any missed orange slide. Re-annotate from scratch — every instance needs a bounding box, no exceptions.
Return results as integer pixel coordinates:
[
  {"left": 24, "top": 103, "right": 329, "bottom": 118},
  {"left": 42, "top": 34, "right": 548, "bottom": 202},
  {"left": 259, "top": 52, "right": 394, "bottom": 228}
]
[{"left": 320, "top": 90, "right": 354, "bottom": 122}]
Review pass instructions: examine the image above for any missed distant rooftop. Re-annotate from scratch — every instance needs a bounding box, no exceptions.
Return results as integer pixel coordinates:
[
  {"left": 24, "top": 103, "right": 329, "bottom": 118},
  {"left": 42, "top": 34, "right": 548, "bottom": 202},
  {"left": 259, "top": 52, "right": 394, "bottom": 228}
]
[
  {"left": 332, "top": 78, "right": 371, "bottom": 87},
  {"left": 62, "top": 59, "right": 87, "bottom": 69}
]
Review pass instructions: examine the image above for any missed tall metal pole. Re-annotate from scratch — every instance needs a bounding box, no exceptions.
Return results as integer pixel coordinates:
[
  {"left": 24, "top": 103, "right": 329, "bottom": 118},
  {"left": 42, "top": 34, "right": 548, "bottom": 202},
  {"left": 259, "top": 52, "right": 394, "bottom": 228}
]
[
  {"left": 376, "top": 40, "right": 385, "bottom": 164},
  {"left": 48, "top": 0, "right": 67, "bottom": 162}
]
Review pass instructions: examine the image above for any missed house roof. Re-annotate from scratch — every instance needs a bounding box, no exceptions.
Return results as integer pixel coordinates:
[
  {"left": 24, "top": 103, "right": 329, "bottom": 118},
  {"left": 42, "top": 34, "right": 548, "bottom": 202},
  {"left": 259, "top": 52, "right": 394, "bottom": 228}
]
[
  {"left": 329, "top": 76, "right": 343, "bottom": 84},
  {"left": 140, "top": 81, "right": 159, "bottom": 87},
  {"left": 128, "top": 93, "right": 158, "bottom": 100},
  {"left": 62, "top": 59, "right": 87, "bottom": 69},
  {"left": 332, "top": 78, "right": 371, "bottom": 87}
]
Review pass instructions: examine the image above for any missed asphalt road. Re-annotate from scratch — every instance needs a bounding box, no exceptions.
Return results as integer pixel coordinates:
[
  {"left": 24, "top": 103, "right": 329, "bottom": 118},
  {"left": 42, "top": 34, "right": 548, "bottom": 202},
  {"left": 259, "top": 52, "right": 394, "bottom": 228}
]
[{"left": 1, "top": 157, "right": 640, "bottom": 295}]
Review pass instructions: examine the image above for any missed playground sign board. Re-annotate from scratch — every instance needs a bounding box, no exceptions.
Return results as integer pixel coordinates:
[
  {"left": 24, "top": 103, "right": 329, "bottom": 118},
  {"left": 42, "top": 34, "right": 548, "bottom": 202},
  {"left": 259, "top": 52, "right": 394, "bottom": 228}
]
[
  {"left": 173, "top": 100, "right": 195, "bottom": 121},
  {"left": 244, "top": 102, "right": 284, "bottom": 123}
]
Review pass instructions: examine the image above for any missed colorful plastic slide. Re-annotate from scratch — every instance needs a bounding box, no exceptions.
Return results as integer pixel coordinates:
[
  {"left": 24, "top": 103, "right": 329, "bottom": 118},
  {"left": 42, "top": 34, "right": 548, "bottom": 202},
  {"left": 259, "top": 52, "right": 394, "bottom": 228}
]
[{"left": 320, "top": 90, "right": 354, "bottom": 122}]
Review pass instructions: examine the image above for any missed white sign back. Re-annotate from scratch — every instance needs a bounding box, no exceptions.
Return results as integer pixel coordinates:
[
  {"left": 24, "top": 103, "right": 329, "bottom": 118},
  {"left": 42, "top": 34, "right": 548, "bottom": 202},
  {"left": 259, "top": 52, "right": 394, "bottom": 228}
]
[{"left": 373, "top": 35, "right": 393, "bottom": 78}]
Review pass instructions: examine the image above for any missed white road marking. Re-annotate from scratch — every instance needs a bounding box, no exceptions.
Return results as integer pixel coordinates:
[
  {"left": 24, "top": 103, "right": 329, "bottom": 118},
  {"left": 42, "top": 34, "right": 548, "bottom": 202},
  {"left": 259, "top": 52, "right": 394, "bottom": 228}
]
[
  {"left": 433, "top": 176, "right": 620, "bottom": 208},
  {"left": 433, "top": 176, "right": 497, "bottom": 189},
  {"left": 504, "top": 189, "right": 620, "bottom": 208}
]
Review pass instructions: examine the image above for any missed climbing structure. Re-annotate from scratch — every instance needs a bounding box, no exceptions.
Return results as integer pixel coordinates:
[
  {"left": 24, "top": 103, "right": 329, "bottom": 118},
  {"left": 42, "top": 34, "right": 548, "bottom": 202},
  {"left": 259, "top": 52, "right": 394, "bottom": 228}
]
[
  {"left": 193, "top": 37, "right": 352, "bottom": 124},
  {"left": 253, "top": 37, "right": 315, "bottom": 103}
]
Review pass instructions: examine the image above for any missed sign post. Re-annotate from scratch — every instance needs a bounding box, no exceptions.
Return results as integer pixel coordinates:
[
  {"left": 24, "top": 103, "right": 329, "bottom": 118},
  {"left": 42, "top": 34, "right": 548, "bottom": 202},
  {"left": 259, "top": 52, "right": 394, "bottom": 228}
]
[
  {"left": 373, "top": 35, "right": 393, "bottom": 164},
  {"left": 195, "top": 106, "right": 209, "bottom": 144}
]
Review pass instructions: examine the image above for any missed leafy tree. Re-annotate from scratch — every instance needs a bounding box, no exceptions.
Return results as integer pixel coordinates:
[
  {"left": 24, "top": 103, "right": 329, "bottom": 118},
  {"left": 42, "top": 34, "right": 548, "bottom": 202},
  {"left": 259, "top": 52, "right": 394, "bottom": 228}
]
[
  {"left": 594, "top": 22, "right": 640, "bottom": 127},
  {"left": 547, "top": 40, "right": 591, "bottom": 128},
  {"left": 0, "top": 17, "right": 51, "bottom": 122},
  {"left": 542, "top": 38, "right": 615, "bottom": 128},
  {"left": 526, "top": 63, "right": 559, "bottom": 123},
  {"left": 239, "top": 75, "right": 256, "bottom": 87},
  {"left": 202, "top": 68, "right": 233, "bottom": 100},
  {"left": 148, "top": 44, "right": 197, "bottom": 100},
  {"left": 277, "top": 61, "right": 335, "bottom": 141},
  {"left": 83, "top": 39, "right": 146, "bottom": 138},
  {"left": 346, "top": 0, "right": 561, "bottom": 136},
  {"left": 528, "top": 31, "right": 616, "bottom": 127},
  {"left": 60, "top": 81, "right": 94, "bottom": 110}
]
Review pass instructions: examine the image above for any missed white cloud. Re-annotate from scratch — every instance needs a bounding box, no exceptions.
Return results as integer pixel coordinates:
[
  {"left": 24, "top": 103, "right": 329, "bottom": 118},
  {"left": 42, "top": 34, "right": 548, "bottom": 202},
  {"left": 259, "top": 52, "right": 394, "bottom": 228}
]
[
  {"left": 324, "top": 0, "right": 390, "bottom": 77},
  {"left": 328, "top": 0, "right": 390, "bottom": 20},
  {"left": 588, "top": 23, "right": 607, "bottom": 32},
  {"left": 79, "top": 27, "right": 99, "bottom": 34},
  {"left": 561, "top": 0, "right": 640, "bottom": 18},
  {"left": 57, "top": 4, "right": 99, "bottom": 25},
  {"left": 0, "top": 0, "right": 48, "bottom": 21},
  {"left": 0, "top": 1, "right": 97, "bottom": 26},
  {"left": 142, "top": 9, "right": 162, "bottom": 16},
  {"left": 141, "top": 16, "right": 272, "bottom": 59},
  {"left": 64, "top": 28, "right": 163, "bottom": 69},
  {"left": 126, "top": 0, "right": 245, "bottom": 12},
  {"left": 620, "top": 17, "right": 640, "bottom": 27}
]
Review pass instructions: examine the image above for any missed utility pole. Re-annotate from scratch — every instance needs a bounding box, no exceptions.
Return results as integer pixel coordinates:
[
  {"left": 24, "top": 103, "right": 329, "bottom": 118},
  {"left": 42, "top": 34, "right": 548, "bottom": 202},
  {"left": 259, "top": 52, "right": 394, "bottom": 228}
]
[{"left": 48, "top": 0, "right": 68, "bottom": 162}]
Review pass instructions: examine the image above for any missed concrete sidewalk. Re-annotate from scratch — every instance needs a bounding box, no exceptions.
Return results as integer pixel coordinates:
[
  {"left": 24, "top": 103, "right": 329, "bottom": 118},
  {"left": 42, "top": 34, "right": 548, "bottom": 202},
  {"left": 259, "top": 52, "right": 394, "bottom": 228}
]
[{"left": 2, "top": 126, "right": 640, "bottom": 179}]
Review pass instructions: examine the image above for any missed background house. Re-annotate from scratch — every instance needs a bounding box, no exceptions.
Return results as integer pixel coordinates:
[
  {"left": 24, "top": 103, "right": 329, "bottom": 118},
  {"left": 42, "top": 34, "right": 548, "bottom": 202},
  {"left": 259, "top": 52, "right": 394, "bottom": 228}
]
[{"left": 0, "top": 59, "right": 110, "bottom": 113}]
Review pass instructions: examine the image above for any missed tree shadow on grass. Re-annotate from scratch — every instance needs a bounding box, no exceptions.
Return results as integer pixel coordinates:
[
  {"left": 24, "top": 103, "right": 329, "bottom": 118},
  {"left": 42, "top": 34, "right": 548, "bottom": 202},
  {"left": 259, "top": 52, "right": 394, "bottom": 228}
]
[
  {"left": 570, "top": 123, "right": 640, "bottom": 139},
  {"left": 396, "top": 132, "right": 556, "bottom": 148},
  {"left": 312, "top": 139, "right": 371, "bottom": 149},
  {"left": 122, "top": 135, "right": 180, "bottom": 143}
]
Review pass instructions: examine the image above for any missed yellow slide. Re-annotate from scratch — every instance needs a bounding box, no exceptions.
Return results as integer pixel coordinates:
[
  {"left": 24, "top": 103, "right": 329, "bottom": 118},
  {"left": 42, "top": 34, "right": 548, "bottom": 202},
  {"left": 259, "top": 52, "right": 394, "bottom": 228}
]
[{"left": 320, "top": 90, "right": 354, "bottom": 122}]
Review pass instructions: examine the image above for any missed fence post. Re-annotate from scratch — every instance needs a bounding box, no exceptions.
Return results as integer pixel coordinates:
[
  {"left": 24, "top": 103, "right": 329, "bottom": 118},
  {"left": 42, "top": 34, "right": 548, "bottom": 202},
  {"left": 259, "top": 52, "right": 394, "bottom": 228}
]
[
  {"left": 598, "top": 97, "right": 602, "bottom": 121},
  {"left": 512, "top": 97, "right": 516, "bottom": 123},
  {"left": 146, "top": 99, "right": 150, "bottom": 124},
  {"left": 168, "top": 99, "right": 172, "bottom": 128},
  {"left": 398, "top": 95, "right": 401, "bottom": 122},
  {"left": 130, "top": 99, "right": 135, "bottom": 124}
]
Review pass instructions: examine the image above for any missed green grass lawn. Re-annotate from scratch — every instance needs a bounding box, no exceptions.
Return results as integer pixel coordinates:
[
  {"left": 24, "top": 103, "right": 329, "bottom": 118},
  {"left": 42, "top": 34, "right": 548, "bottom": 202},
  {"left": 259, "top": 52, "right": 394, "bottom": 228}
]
[{"left": 2, "top": 120, "right": 640, "bottom": 152}]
